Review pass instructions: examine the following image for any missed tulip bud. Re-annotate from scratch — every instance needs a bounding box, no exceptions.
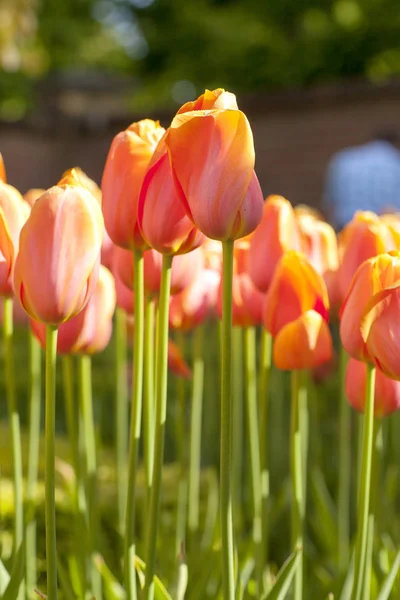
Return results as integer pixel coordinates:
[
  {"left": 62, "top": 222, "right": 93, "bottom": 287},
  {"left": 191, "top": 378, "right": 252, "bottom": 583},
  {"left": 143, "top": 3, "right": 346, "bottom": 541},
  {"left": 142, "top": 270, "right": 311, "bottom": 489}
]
[
  {"left": 345, "top": 358, "right": 400, "bottom": 416},
  {"left": 165, "top": 90, "right": 263, "bottom": 241},
  {"left": 24, "top": 188, "right": 45, "bottom": 207},
  {"left": 59, "top": 167, "right": 102, "bottom": 203},
  {"left": 170, "top": 267, "right": 220, "bottom": 330},
  {"left": 14, "top": 185, "right": 103, "bottom": 325},
  {"left": 248, "top": 195, "right": 302, "bottom": 293},
  {"left": 101, "top": 119, "right": 165, "bottom": 250}
]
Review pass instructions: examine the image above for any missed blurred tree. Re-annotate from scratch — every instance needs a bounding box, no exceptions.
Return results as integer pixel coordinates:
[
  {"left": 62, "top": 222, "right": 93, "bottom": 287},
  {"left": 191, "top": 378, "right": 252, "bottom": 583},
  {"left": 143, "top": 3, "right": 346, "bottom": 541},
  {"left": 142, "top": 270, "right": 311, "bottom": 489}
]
[{"left": 1, "top": 0, "right": 400, "bottom": 118}]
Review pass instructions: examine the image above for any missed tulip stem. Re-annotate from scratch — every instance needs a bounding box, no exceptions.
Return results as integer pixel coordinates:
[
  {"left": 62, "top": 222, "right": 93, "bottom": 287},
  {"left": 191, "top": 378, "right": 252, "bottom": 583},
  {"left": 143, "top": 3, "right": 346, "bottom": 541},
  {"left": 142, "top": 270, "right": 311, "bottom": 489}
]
[
  {"left": 338, "top": 346, "right": 350, "bottom": 572},
  {"left": 351, "top": 364, "right": 376, "bottom": 600},
  {"left": 143, "top": 253, "right": 173, "bottom": 600},
  {"left": 259, "top": 329, "right": 272, "bottom": 572},
  {"left": 3, "top": 299, "right": 24, "bottom": 591},
  {"left": 291, "top": 369, "right": 306, "bottom": 600},
  {"left": 175, "top": 330, "right": 187, "bottom": 559},
  {"left": 188, "top": 324, "right": 205, "bottom": 534},
  {"left": 144, "top": 296, "right": 156, "bottom": 496},
  {"left": 220, "top": 239, "right": 235, "bottom": 600},
  {"left": 26, "top": 331, "right": 42, "bottom": 598},
  {"left": 125, "top": 249, "right": 145, "bottom": 600},
  {"left": 232, "top": 326, "right": 244, "bottom": 533},
  {"left": 244, "top": 326, "right": 263, "bottom": 596},
  {"left": 115, "top": 307, "right": 128, "bottom": 534},
  {"left": 78, "top": 354, "right": 102, "bottom": 600},
  {"left": 45, "top": 325, "right": 59, "bottom": 600}
]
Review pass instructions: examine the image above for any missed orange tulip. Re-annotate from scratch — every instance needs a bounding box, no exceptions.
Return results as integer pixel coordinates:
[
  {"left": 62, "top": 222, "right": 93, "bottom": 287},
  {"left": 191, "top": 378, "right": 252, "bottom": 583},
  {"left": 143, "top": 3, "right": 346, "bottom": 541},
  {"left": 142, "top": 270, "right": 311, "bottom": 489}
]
[
  {"left": 114, "top": 244, "right": 204, "bottom": 298},
  {"left": 345, "top": 358, "right": 400, "bottom": 416},
  {"left": 263, "top": 250, "right": 330, "bottom": 337},
  {"left": 0, "top": 179, "right": 30, "bottom": 296},
  {"left": 340, "top": 252, "right": 400, "bottom": 378},
  {"left": 24, "top": 188, "right": 45, "bottom": 207},
  {"left": 248, "top": 195, "right": 302, "bottom": 293},
  {"left": 165, "top": 90, "right": 263, "bottom": 241},
  {"left": 14, "top": 185, "right": 103, "bottom": 325},
  {"left": 59, "top": 167, "right": 102, "bottom": 203},
  {"left": 169, "top": 266, "right": 220, "bottom": 330},
  {"left": 101, "top": 119, "right": 165, "bottom": 250},
  {"left": 31, "top": 265, "right": 116, "bottom": 354},
  {"left": 138, "top": 143, "right": 204, "bottom": 254},
  {"left": 273, "top": 310, "right": 332, "bottom": 370},
  {"left": 0, "top": 153, "right": 6, "bottom": 182},
  {"left": 337, "top": 211, "right": 396, "bottom": 304},
  {"left": 177, "top": 88, "right": 238, "bottom": 113}
]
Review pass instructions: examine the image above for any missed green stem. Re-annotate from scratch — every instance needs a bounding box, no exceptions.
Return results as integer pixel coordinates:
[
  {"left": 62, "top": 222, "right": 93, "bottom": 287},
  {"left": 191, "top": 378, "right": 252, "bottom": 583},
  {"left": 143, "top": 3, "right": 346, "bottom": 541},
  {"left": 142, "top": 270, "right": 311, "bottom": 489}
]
[
  {"left": 78, "top": 354, "right": 102, "bottom": 600},
  {"left": 124, "top": 249, "right": 145, "bottom": 599},
  {"left": 351, "top": 364, "right": 376, "bottom": 600},
  {"left": 175, "top": 330, "right": 187, "bottom": 558},
  {"left": 143, "top": 254, "right": 173, "bottom": 600},
  {"left": 259, "top": 329, "right": 272, "bottom": 571},
  {"left": 26, "top": 331, "right": 42, "bottom": 598},
  {"left": 45, "top": 325, "right": 58, "bottom": 599},
  {"left": 220, "top": 239, "right": 235, "bottom": 600},
  {"left": 232, "top": 326, "right": 244, "bottom": 533},
  {"left": 144, "top": 296, "right": 156, "bottom": 493},
  {"left": 291, "top": 370, "right": 305, "bottom": 600},
  {"left": 188, "top": 325, "right": 205, "bottom": 534},
  {"left": 115, "top": 307, "right": 128, "bottom": 534},
  {"left": 244, "top": 326, "right": 263, "bottom": 596},
  {"left": 338, "top": 347, "right": 350, "bottom": 571}
]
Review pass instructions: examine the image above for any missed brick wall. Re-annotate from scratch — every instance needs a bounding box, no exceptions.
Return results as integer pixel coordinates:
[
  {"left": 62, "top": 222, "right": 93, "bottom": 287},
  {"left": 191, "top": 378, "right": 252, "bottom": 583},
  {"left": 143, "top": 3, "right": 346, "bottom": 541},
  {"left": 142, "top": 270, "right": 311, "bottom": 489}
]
[{"left": 1, "top": 78, "right": 400, "bottom": 211}]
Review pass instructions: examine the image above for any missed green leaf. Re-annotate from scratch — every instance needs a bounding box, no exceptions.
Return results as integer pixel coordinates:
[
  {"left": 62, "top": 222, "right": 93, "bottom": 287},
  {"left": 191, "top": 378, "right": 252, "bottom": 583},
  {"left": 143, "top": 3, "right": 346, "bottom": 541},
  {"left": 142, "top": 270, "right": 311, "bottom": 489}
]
[
  {"left": 0, "top": 561, "right": 10, "bottom": 594},
  {"left": 236, "top": 556, "right": 255, "bottom": 600},
  {"left": 263, "top": 548, "right": 301, "bottom": 600},
  {"left": 339, "top": 553, "right": 354, "bottom": 600},
  {"left": 57, "top": 560, "right": 77, "bottom": 600},
  {"left": 377, "top": 550, "right": 400, "bottom": 600},
  {"left": 310, "top": 469, "right": 337, "bottom": 553},
  {"left": 134, "top": 556, "right": 172, "bottom": 600},
  {"left": 2, "top": 544, "right": 25, "bottom": 600},
  {"left": 94, "top": 554, "right": 125, "bottom": 600},
  {"left": 176, "top": 562, "right": 188, "bottom": 600}
]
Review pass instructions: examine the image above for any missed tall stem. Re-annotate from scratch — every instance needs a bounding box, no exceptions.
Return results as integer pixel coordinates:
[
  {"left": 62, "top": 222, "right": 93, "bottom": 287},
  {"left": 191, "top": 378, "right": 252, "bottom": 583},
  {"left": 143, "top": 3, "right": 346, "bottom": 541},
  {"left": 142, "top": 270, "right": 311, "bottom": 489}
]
[
  {"left": 232, "top": 326, "right": 244, "bottom": 533},
  {"left": 244, "top": 326, "right": 263, "bottom": 596},
  {"left": 144, "top": 296, "right": 156, "bottom": 493},
  {"left": 26, "top": 331, "right": 42, "bottom": 597},
  {"left": 115, "top": 307, "right": 128, "bottom": 534},
  {"left": 175, "top": 330, "right": 188, "bottom": 558},
  {"left": 351, "top": 364, "right": 376, "bottom": 600},
  {"left": 220, "top": 239, "right": 235, "bottom": 600},
  {"left": 338, "top": 347, "right": 350, "bottom": 571},
  {"left": 188, "top": 325, "right": 205, "bottom": 534},
  {"left": 45, "top": 325, "right": 58, "bottom": 599},
  {"left": 259, "top": 329, "right": 272, "bottom": 571},
  {"left": 78, "top": 354, "right": 101, "bottom": 600},
  {"left": 143, "top": 254, "right": 172, "bottom": 600},
  {"left": 124, "top": 249, "right": 145, "bottom": 600},
  {"left": 291, "top": 370, "right": 305, "bottom": 600}
]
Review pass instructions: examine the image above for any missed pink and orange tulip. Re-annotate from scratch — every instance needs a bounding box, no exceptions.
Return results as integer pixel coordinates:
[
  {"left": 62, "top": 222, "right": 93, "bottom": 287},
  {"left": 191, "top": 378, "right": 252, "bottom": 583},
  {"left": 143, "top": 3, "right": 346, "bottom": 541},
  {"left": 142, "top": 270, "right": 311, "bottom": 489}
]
[
  {"left": 14, "top": 184, "right": 103, "bottom": 325},
  {"left": 165, "top": 89, "right": 263, "bottom": 241},
  {"left": 101, "top": 119, "right": 165, "bottom": 250},
  {"left": 248, "top": 195, "right": 302, "bottom": 293},
  {"left": 345, "top": 358, "right": 400, "bottom": 416},
  {"left": 169, "top": 266, "right": 220, "bottom": 330}
]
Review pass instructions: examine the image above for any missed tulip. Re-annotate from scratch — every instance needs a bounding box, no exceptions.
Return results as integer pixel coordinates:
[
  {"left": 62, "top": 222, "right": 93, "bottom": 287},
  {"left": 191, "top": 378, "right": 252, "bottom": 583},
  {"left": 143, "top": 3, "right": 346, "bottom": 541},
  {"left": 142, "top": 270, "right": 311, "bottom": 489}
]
[
  {"left": 169, "top": 266, "right": 220, "bottom": 330},
  {"left": 14, "top": 184, "right": 104, "bottom": 325},
  {"left": 345, "top": 358, "right": 400, "bottom": 416},
  {"left": 337, "top": 211, "right": 395, "bottom": 304},
  {"left": 0, "top": 179, "right": 30, "bottom": 296},
  {"left": 165, "top": 90, "right": 263, "bottom": 241},
  {"left": 59, "top": 167, "right": 102, "bottom": 203},
  {"left": 0, "top": 153, "right": 6, "bottom": 182},
  {"left": 263, "top": 250, "right": 330, "bottom": 338},
  {"left": 24, "top": 188, "right": 45, "bottom": 207},
  {"left": 177, "top": 87, "right": 238, "bottom": 113},
  {"left": 101, "top": 119, "right": 165, "bottom": 250},
  {"left": 31, "top": 265, "right": 116, "bottom": 355},
  {"left": 248, "top": 195, "right": 302, "bottom": 293},
  {"left": 138, "top": 143, "right": 204, "bottom": 255}
]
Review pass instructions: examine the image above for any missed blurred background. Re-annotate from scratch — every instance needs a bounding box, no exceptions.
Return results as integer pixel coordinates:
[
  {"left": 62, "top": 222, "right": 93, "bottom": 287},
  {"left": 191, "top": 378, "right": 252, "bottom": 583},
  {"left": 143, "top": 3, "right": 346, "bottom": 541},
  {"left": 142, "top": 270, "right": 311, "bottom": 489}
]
[{"left": 1, "top": 0, "right": 400, "bottom": 208}]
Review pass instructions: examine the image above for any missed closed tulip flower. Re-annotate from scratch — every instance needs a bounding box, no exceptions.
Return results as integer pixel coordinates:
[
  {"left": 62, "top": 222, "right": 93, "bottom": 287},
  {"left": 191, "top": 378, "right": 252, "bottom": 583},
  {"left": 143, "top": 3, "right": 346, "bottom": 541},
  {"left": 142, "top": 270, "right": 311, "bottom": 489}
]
[
  {"left": 102, "top": 119, "right": 165, "bottom": 250},
  {"left": 14, "top": 185, "right": 103, "bottom": 325},
  {"left": 169, "top": 266, "right": 220, "bottom": 330},
  {"left": 0, "top": 179, "right": 30, "bottom": 296},
  {"left": 248, "top": 195, "right": 302, "bottom": 293},
  {"left": 24, "top": 188, "right": 45, "bottom": 207},
  {"left": 59, "top": 167, "right": 102, "bottom": 203},
  {"left": 337, "top": 211, "right": 395, "bottom": 303},
  {"left": 345, "top": 357, "right": 400, "bottom": 416},
  {"left": 31, "top": 265, "right": 116, "bottom": 354},
  {"left": 165, "top": 89, "right": 263, "bottom": 241},
  {"left": 263, "top": 251, "right": 332, "bottom": 370}
]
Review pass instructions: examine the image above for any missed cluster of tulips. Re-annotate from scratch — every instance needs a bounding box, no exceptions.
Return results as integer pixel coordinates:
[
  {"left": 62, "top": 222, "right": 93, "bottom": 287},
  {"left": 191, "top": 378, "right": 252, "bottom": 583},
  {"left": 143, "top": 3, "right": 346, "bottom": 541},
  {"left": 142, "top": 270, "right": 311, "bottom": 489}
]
[{"left": 2, "top": 87, "right": 400, "bottom": 600}]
